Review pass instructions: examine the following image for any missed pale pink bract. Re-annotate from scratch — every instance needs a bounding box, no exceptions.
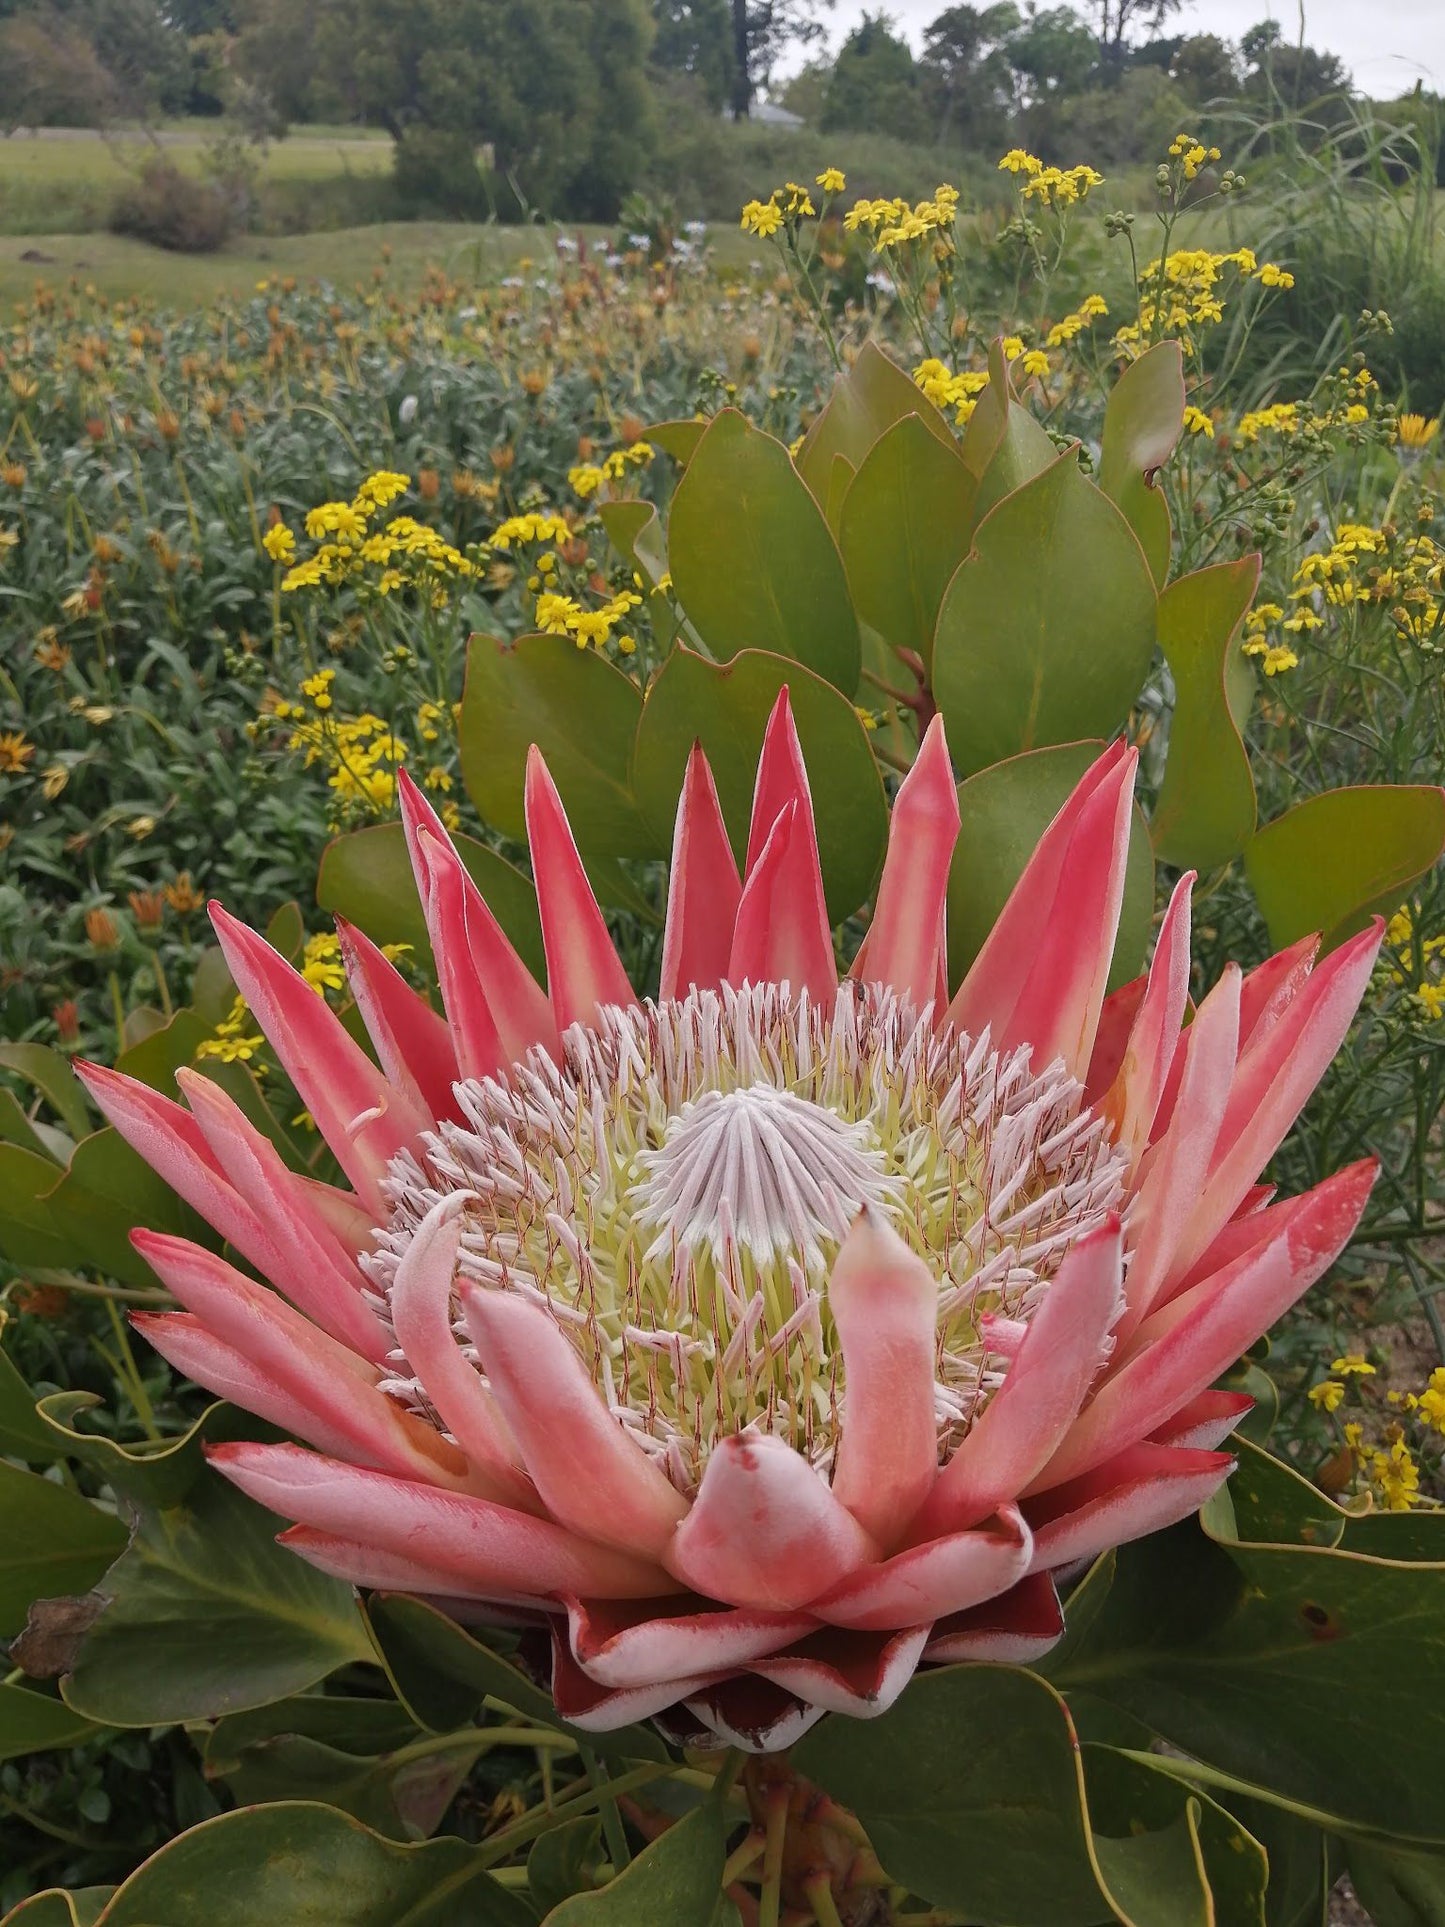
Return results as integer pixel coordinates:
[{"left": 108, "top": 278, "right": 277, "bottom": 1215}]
[{"left": 80, "top": 696, "right": 1379, "bottom": 1752}]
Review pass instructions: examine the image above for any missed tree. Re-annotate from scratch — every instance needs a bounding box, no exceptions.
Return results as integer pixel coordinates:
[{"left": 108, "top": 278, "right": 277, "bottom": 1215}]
[
  {"left": 88, "top": 0, "right": 191, "bottom": 115},
  {"left": 1169, "top": 32, "right": 1240, "bottom": 105},
  {"left": 1006, "top": 4, "right": 1097, "bottom": 107},
  {"left": 1084, "top": 0, "right": 1180, "bottom": 71},
  {"left": 729, "top": 0, "right": 832, "bottom": 117},
  {"left": 821, "top": 11, "right": 921, "bottom": 137},
  {"left": 920, "top": 3, "right": 1019, "bottom": 147},
  {"left": 0, "top": 8, "right": 116, "bottom": 131},
  {"left": 1242, "top": 18, "right": 1350, "bottom": 110},
  {"left": 1038, "top": 59, "right": 1187, "bottom": 160},
  {"left": 240, "top": 0, "right": 656, "bottom": 218},
  {"left": 778, "top": 55, "right": 831, "bottom": 120},
  {"left": 652, "top": 0, "right": 735, "bottom": 108}
]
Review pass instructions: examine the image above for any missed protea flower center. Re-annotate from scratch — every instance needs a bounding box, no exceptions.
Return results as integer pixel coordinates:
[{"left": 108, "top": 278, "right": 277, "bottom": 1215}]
[{"left": 371, "top": 981, "right": 1126, "bottom": 1495}]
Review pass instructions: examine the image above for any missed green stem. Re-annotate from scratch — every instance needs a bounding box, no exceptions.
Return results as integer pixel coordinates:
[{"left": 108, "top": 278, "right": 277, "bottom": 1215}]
[
  {"left": 386, "top": 1725, "right": 575, "bottom": 1771},
  {"left": 578, "top": 1741, "right": 631, "bottom": 1873},
  {"left": 152, "top": 950, "right": 173, "bottom": 1019},
  {"left": 476, "top": 1763, "right": 673, "bottom": 1867},
  {"left": 108, "top": 970, "right": 127, "bottom": 1052},
  {"left": 721, "top": 1828, "right": 766, "bottom": 1887},
  {"left": 713, "top": 1748, "right": 747, "bottom": 1803},
  {"left": 31, "top": 1269, "right": 170, "bottom": 1306},
  {"left": 803, "top": 1872, "right": 845, "bottom": 1927},
  {"left": 104, "top": 1294, "right": 159, "bottom": 1440}
]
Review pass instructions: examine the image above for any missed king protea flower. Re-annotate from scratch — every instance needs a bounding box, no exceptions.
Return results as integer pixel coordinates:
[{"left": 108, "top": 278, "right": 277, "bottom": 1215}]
[{"left": 80, "top": 695, "right": 1379, "bottom": 1752}]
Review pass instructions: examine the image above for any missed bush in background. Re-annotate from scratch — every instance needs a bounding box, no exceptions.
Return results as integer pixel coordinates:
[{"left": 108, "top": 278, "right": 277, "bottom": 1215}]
[{"left": 108, "top": 157, "right": 232, "bottom": 252}]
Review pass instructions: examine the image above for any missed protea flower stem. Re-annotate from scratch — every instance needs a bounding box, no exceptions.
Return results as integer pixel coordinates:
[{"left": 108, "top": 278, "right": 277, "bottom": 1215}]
[{"left": 743, "top": 1752, "right": 892, "bottom": 1926}]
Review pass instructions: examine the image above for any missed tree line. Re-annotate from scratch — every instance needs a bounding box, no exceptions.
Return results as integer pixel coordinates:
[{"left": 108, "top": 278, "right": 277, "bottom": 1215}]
[{"left": 0, "top": 0, "right": 1437, "bottom": 221}]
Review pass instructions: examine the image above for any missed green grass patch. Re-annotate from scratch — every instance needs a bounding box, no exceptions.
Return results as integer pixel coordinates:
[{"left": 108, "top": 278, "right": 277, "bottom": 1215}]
[{"left": 0, "top": 126, "right": 393, "bottom": 238}]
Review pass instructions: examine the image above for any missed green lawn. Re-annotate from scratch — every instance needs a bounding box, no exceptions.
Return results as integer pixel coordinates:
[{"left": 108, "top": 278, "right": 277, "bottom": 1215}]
[
  {"left": 0, "top": 221, "right": 552, "bottom": 307},
  {"left": 0, "top": 123, "right": 394, "bottom": 237},
  {"left": 0, "top": 216, "right": 766, "bottom": 311}
]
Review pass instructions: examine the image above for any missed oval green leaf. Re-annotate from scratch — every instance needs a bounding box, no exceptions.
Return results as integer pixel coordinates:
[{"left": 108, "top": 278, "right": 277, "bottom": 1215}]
[
  {"left": 933, "top": 450, "right": 1159, "bottom": 777},
  {"left": 1046, "top": 1512, "right": 1445, "bottom": 1842},
  {"left": 544, "top": 1802, "right": 726, "bottom": 1925},
  {"left": 645, "top": 418, "right": 706, "bottom": 466},
  {"left": 44, "top": 1802, "right": 530, "bottom": 1926},
  {"left": 0, "top": 1044, "right": 92, "bottom": 1143},
  {"left": 1084, "top": 1744, "right": 1268, "bottom": 1926},
  {"left": 631, "top": 646, "right": 887, "bottom": 923},
  {"left": 796, "top": 339, "right": 957, "bottom": 503},
  {"left": 0, "top": 1681, "right": 110, "bottom": 1764},
  {"left": 1245, "top": 784, "right": 1445, "bottom": 950},
  {"left": 1347, "top": 1836, "right": 1445, "bottom": 1926},
  {"left": 793, "top": 1665, "right": 1107, "bottom": 1924},
  {"left": 1152, "top": 557, "right": 1260, "bottom": 871},
  {"left": 838, "top": 413, "right": 976, "bottom": 673},
  {"left": 63, "top": 1470, "right": 371, "bottom": 1725},
  {"left": 668, "top": 410, "right": 861, "bottom": 693},
  {"left": 459, "top": 632, "right": 658, "bottom": 857},
  {"left": 1099, "top": 341, "right": 1185, "bottom": 587},
  {"left": 0, "top": 1462, "right": 127, "bottom": 1637}
]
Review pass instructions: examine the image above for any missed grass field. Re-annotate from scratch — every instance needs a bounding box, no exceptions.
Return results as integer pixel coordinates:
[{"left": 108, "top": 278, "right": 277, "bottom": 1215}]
[
  {"left": 0, "top": 122, "right": 393, "bottom": 237},
  {"left": 0, "top": 218, "right": 770, "bottom": 310}
]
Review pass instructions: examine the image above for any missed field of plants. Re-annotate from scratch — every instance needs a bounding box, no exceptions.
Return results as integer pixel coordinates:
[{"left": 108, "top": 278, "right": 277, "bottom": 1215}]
[{"left": 3, "top": 128, "right": 1445, "bottom": 1925}]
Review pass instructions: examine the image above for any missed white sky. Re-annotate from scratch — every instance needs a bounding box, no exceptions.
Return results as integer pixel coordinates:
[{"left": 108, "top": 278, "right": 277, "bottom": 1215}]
[{"left": 801, "top": 0, "right": 1445, "bottom": 97}]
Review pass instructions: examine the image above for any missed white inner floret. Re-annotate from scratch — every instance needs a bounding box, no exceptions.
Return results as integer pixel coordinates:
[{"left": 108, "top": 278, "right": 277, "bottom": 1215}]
[{"left": 368, "top": 981, "right": 1126, "bottom": 1497}]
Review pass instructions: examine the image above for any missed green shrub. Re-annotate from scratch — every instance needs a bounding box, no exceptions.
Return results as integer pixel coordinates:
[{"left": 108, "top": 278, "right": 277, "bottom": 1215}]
[
  {"left": 390, "top": 127, "right": 492, "bottom": 220},
  {"left": 108, "top": 158, "right": 232, "bottom": 253}
]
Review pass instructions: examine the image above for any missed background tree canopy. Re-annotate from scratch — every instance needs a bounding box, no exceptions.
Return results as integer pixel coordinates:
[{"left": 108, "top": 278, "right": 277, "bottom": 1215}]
[{"left": 0, "top": 0, "right": 1439, "bottom": 219}]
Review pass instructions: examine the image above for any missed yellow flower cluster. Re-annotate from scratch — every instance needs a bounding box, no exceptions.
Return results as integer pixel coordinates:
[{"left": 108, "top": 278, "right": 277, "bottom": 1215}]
[
  {"left": 1384, "top": 905, "right": 1445, "bottom": 1022},
  {"left": 740, "top": 198, "right": 784, "bottom": 239},
  {"left": 1391, "top": 1366, "right": 1445, "bottom": 1433},
  {"left": 912, "top": 358, "right": 990, "bottom": 424},
  {"left": 1236, "top": 402, "right": 1301, "bottom": 444},
  {"left": 270, "top": 689, "right": 415, "bottom": 822},
  {"left": 277, "top": 472, "right": 475, "bottom": 602},
  {"left": 997, "top": 151, "right": 1104, "bottom": 208},
  {"left": 1250, "top": 501, "right": 1441, "bottom": 680},
  {"left": 1238, "top": 369, "right": 1374, "bottom": 453},
  {"left": 1308, "top": 1349, "right": 1438, "bottom": 1511},
  {"left": 1182, "top": 404, "right": 1214, "bottom": 437},
  {"left": 739, "top": 181, "right": 818, "bottom": 237},
  {"left": 1241, "top": 604, "right": 1298, "bottom": 677},
  {"left": 568, "top": 441, "right": 655, "bottom": 500},
  {"left": 1293, "top": 522, "right": 1386, "bottom": 608},
  {"left": 1346, "top": 1427, "right": 1421, "bottom": 1511},
  {"left": 843, "top": 186, "right": 960, "bottom": 249},
  {"left": 195, "top": 995, "right": 265, "bottom": 1066},
  {"left": 535, "top": 588, "right": 642, "bottom": 654},
  {"left": 356, "top": 470, "right": 410, "bottom": 510},
  {"left": 488, "top": 511, "right": 571, "bottom": 552},
  {"left": 1045, "top": 294, "right": 1108, "bottom": 348},
  {"left": 1168, "top": 132, "right": 1222, "bottom": 180},
  {"left": 299, "top": 929, "right": 347, "bottom": 994},
  {"left": 1117, "top": 248, "right": 1293, "bottom": 355}
]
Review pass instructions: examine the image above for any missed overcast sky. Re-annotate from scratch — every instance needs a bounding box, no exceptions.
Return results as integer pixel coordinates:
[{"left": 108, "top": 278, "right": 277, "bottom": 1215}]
[{"left": 799, "top": 0, "right": 1444, "bottom": 97}]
